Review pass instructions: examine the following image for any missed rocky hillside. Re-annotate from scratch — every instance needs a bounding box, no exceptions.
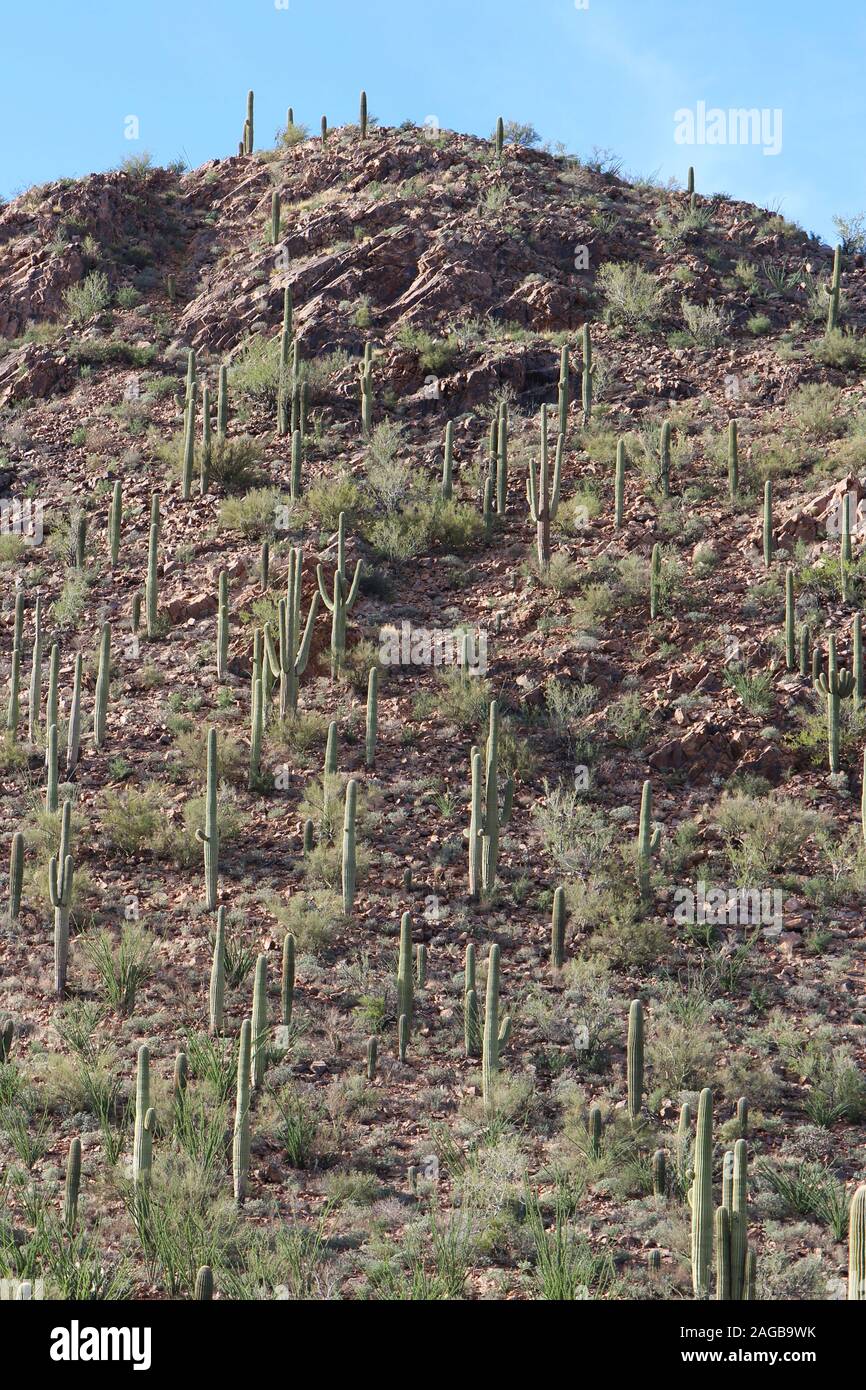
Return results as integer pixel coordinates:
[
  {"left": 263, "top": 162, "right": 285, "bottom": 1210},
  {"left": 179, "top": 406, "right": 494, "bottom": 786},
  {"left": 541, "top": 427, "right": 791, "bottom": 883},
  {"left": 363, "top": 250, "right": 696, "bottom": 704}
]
[{"left": 2, "top": 109, "right": 866, "bottom": 1303}]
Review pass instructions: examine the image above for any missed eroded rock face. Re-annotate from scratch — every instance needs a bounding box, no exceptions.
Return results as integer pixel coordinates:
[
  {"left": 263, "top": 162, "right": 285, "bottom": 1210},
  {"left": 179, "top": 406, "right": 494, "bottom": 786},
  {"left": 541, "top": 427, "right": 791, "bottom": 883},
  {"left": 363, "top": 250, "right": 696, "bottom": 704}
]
[
  {"left": 648, "top": 718, "right": 784, "bottom": 783},
  {"left": 745, "top": 473, "right": 866, "bottom": 554},
  {"left": 0, "top": 343, "right": 70, "bottom": 406}
]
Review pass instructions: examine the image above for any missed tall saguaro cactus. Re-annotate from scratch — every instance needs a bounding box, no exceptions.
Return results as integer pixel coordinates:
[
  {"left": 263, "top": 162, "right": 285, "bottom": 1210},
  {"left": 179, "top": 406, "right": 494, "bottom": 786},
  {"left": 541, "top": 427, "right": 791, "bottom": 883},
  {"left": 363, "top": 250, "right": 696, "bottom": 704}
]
[
  {"left": 637, "top": 779, "right": 660, "bottom": 904},
  {"left": 581, "top": 322, "right": 594, "bottom": 425},
  {"left": 627, "top": 999, "right": 644, "bottom": 1120},
  {"left": 526, "top": 407, "right": 563, "bottom": 570},
  {"left": 482, "top": 943, "right": 501, "bottom": 1109},
  {"left": 233, "top": 1019, "right": 252, "bottom": 1202},
  {"left": 396, "top": 912, "right": 413, "bottom": 1036},
  {"left": 828, "top": 244, "right": 842, "bottom": 333},
  {"left": 342, "top": 779, "right": 358, "bottom": 915},
  {"left": 468, "top": 702, "right": 513, "bottom": 899},
  {"left": 691, "top": 1087, "right": 714, "bottom": 1297},
  {"left": 265, "top": 548, "right": 319, "bottom": 716},
  {"left": 196, "top": 728, "right": 220, "bottom": 909},
  {"left": 814, "top": 634, "right": 854, "bottom": 773},
  {"left": 317, "top": 515, "right": 362, "bottom": 680},
  {"left": 50, "top": 811, "right": 74, "bottom": 997}
]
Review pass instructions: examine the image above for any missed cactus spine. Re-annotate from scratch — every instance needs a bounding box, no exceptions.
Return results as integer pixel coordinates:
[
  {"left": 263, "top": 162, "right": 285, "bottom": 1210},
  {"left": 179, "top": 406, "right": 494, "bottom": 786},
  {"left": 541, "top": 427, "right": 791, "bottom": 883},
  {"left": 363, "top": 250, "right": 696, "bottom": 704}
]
[
  {"left": 526, "top": 407, "right": 563, "bottom": 570},
  {"left": 8, "top": 831, "right": 23, "bottom": 926},
  {"left": 342, "top": 778, "right": 358, "bottom": 915},
  {"left": 209, "top": 906, "right": 226, "bottom": 1034},
  {"left": 233, "top": 1018, "right": 252, "bottom": 1202},
  {"left": 93, "top": 623, "right": 110, "bottom": 749},
  {"left": 691, "top": 1087, "right": 714, "bottom": 1298},
  {"left": 627, "top": 999, "right": 644, "bottom": 1120},
  {"left": 482, "top": 944, "right": 501, "bottom": 1109}
]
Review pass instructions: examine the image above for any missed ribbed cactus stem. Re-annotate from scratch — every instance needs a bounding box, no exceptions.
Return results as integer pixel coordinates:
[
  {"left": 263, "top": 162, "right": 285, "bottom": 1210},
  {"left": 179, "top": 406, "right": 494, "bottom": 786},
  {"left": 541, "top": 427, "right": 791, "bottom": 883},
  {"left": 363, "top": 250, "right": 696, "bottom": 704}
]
[
  {"left": 46, "top": 720, "right": 58, "bottom": 813},
  {"left": 108, "top": 479, "right": 122, "bottom": 567},
  {"left": 64, "top": 1136, "right": 81, "bottom": 1229},
  {"left": 342, "top": 779, "right": 358, "bottom": 915},
  {"left": 660, "top": 420, "right": 671, "bottom": 497},
  {"left": 281, "top": 932, "right": 295, "bottom": 1028},
  {"left": 730, "top": 1138, "right": 749, "bottom": 1300},
  {"left": 482, "top": 943, "right": 501, "bottom": 1110},
  {"left": 93, "top": 623, "right": 110, "bottom": 749},
  {"left": 558, "top": 344, "right": 569, "bottom": 440},
  {"left": 245, "top": 90, "right": 254, "bottom": 153},
  {"left": 691, "top": 1087, "right": 714, "bottom": 1298},
  {"left": 8, "top": 831, "right": 23, "bottom": 926},
  {"left": 209, "top": 906, "right": 226, "bottom": 1034},
  {"left": 495, "top": 116, "right": 504, "bottom": 158},
  {"left": 365, "top": 666, "right": 378, "bottom": 768},
  {"left": 588, "top": 1104, "right": 602, "bottom": 1157},
  {"left": 132, "top": 1044, "right": 150, "bottom": 1182},
  {"left": 271, "top": 189, "right": 281, "bottom": 245},
  {"left": 526, "top": 407, "right": 564, "bottom": 570},
  {"left": 28, "top": 594, "right": 42, "bottom": 742},
  {"left": 848, "top": 1184, "right": 866, "bottom": 1299},
  {"left": 715, "top": 1206, "right": 731, "bottom": 1300},
  {"left": 763, "top": 480, "right": 773, "bottom": 567},
  {"left": 396, "top": 911, "right": 413, "bottom": 1035},
  {"left": 195, "top": 1267, "right": 214, "bottom": 1300},
  {"left": 652, "top": 1149, "right": 667, "bottom": 1197},
  {"left": 181, "top": 378, "right": 197, "bottom": 500},
  {"left": 650, "top": 542, "right": 662, "bottom": 620},
  {"left": 615, "top": 440, "right": 625, "bottom": 529},
  {"left": 200, "top": 384, "right": 211, "bottom": 494},
  {"left": 627, "top": 999, "right": 644, "bottom": 1119},
  {"left": 784, "top": 567, "right": 795, "bottom": 671},
  {"left": 828, "top": 244, "right": 842, "bottom": 333},
  {"left": 217, "top": 571, "right": 229, "bottom": 683},
  {"left": 217, "top": 365, "right": 228, "bottom": 440},
  {"left": 366, "top": 1035, "right": 378, "bottom": 1080},
  {"left": 637, "top": 779, "right": 660, "bottom": 903},
  {"left": 251, "top": 953, "right": 268, "bottom": 1091},
  {"left": 233, "top": 1019, "right": 252, "bottom": 1202},
  {"left": 359, "top": 90, "right": 368, "bottom": 140},
  {"left": 442, "top": 421, "right": 454, "bottom": 499},
  {"left": 146, "top": 501, "right": 159, "bottom": 639},
  {"left": 550, "top": 885, "right": 566, "bottom": 968},
  {"left": 66, "top": 653, "right": 82, "bottom": 773},
  {"left": 581, "top": 322, "right": 593, "bottom": 424},
  {"left": 197, "top": 728, "right": 220, "bottom": 909}
]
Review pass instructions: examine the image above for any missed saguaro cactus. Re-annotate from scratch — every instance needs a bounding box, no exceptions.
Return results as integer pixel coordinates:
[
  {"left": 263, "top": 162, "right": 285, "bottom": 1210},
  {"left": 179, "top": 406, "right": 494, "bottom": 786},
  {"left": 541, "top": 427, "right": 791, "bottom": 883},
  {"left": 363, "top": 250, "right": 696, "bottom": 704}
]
[
  {"left": 627, "top": 999, "right": 644, "bottom": 1120},
  {"left": 581, "top": 322, "right": 594, "bottom": 425},
  {"left": 550, "top": 885, "right": 566, "bottom": 968},
  {"left": 557, "top": 344, "right": 569, "bottom": 439},
  {"left": 132, "top": 1044, "right": 150, "bottom": 1182},
  {"left": 209, "top": 906, "right": 226, "bottom": 1034},
  {"left": 464, "top": 943, "right": 480, "bottom": 1056},
  {"left": 108, "top": 480, "right": 122, "bottom": 568},
  {"left": 28, "top": 594, "right": 42, "bottom": 742},
  {"left": 93, "top": 623, "right": 111, "bottom": 749},
  {"left": 650, "top": 543, "right": 662, "bottom": 620},
  {"left": 359, "top": 344, "right": 373, "bottom": 434},
  {"left": 359, "top": 90, "right": 368, "bottom": 140},
  {"left": 271, "top": 189, "right": 281, "bottom": 245},
  {"left": 660, "top": 421, "right": 672, "bottom": 497},
  {"left": 495, "top": 116, "right": 504, "bottom": 158},
  {"left": 365, "top": 667, "right": 378, "bottom": 768},
  {"left": 342, "top": 778, "right": 358, "bottom": 914},
  {"left": 245, "top": 90, "right": 255, "bottom": 154},
  {"left": 50, "top": 829, "right": 74, "bottom": 997},
  {"left": 281, "top": 931, "right": 295, "bottom": 1028},
  {"left": 849, "top": 1184, "right": 866, "bottom": 1299},
  {"left": 482, "top": 943, "right": 501, "bottom": 1109},
  {"left": 64, "top": 1137, "right": 82, "bottom": 1230},
  {"left": 317, "top": 515, "right": 362, "bottom": 680},
  {"left": 728, "top": 420, "right": 739, "bottom": 498},
  {"left": 196, "top": 728, "right": 220, "bottom": 909},
  {"left": 468, "top": 702, "right": 513, "bottom": 899},
  {"left": 181, "top": 377, "right": 197, "bottom": 500},
  {"left": 637, "top": 779, "right": 660, "bottom": 904},
  {"left": 614, "top": 440, "right": 625, "bottom": 529},
  {"left": 526, "top": 407, "right": 563, "bottom": 570},
  {"left": 784, "top": 568, "right": 796, "bottom": 671},
  {"left": 217, "top": 571, "right": 229, "bottom": 683},
  {"left": 828, "top": 244, "right": 842, "bottom": 333},
  {"left": 763, "top": 480, "right": 773, "bottom": 567},
  {"left": 200, "top": 384, "right": 212, "bottom": 494},
  {"left": 217, "top": 365, "right": 229, "bottom": 440},
  {"left": 233, "top": 1018, "right": 252, "bottom": 1202},
  {"left": 814, "top": 634, "right": 854, "bottom": 773},
  {"left": 146, "top": 498, "right": 160, "bottom": 638},
  {"left": 8, "top": 831, "right": 24, "bottom": 926},
  {"left": 396, "top": 911, "right": 413, "bottom": 1036},
  {"left": 265, "top": 548, "right": 319, "bottom": 715},
  {"left": 251, "top": 953, "right": 269, "bottom": 1091},
  {"left": 67, "top": 653, "right": 83, "bottom": 774},
  {"left": 442, "top": 420, "right": 454, "bottom": 500},
  {"left": 691, "top": 1087, "right": 714, "bottom": 1298},
  {"left": 46, "top": 721, "right": 59, "bottom": 813}
]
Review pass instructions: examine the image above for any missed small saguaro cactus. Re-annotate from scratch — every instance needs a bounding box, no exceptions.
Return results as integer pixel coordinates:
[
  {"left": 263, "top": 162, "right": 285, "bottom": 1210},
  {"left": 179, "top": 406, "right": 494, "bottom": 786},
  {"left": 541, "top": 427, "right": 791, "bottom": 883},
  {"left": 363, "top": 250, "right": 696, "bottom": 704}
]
[
  {"left": 728, "top": 420, "right": 739, "bottom": 498},
  {"left": 291, "top": 429, "right": 303, "bottom": 500},
  {"left": 691, "top": 1087, "right": 714, "bottom": 1298},
  {"left": 8, "top": 831, "right": 23, "bottom": 927},
  {"left": 251, "top": 953, "right": 269, "bottom": 1091},
  {"left": 814, "top": 634, "right": 855, "bottom": 773},
  {"left": 649, "top": 542, "right": 662, "bottom": 620},
  {"left": 0, "top": 1016, "right": 13, "bottom": 1062},
  {"left": 730, "top": 1138, "right": 749, "bottom": 1300},
  {"left": 132, "top": 1044, "right": 150, "bottom": 1182},
  {"left": 196, "top": 728, "right": 220, "bottom": 909},
  {"left": 64, "top": 1136, "right": 81, "bottom": 1230},
  {"left": 217, "top": 571, "right": 229, "bottom": 683},
  {"left": 49, "top": 823, "right": 74, "bottom": 998},
  {"left": 365, "top": 667, "right": 378, "bottom": 768},
  {"left": 464, "top": 943, "right": 481, "bottom": 1056},
  {"left": 200, "top": 384, "right": 212, "bottom": 494},
  {"left": 550, "top": 885, "right": 566, "bottom": 969},
  {"left": 496, "top": 401, "right": 509, "bottom": 513},
  {"left": 209, "top": 906, "right": 226, "bottom": 1035},
  {"left": 828, "top": 243, "right": 842, "bottom": 333},
  {"left": 271, "top": 189, "right": 281, "bottom": 245},
  {"left": 233, "top": 1018, "right": 252, "bottom": 1203},
  {"left": 249, "top": 675, "right": 264, "bottom": 790},
  {"left": 342, "top": 778, "right": 358, "bottom": 915},
  {"left": 397, "top": 1013, "right": 409, "bottom": 1061},
  {"left": 264, "top": 547, "right": 320, "bottom": 717},
  {"left": 321, "top": 115, "right": 328, "bottom": 146},
  {"left": 557, "top": 344, "right": 569, "bottom": 440},
  {"left": 468, "top": 701, "right": 514, "bottom": 899},
  {"left": 588, "top": 1104, "right": 603, "bottom": 1157},
  {"left": 281, "top": 931, "right": 295, "bottom": 1028},
  {"left": 67, "top": 653, "right": 83, "bottom": 774},
  {"left": 687, "top": 165, "right": 695, "bottom": 195},
  {"left": 366, "top": 1035, "right": 378, "bottom": 1080},
  {"left": 627, "top": 999, "right": 644, "bottom": 1120},
  {"left": 652, "top": 1149, "right": 667, "bottom": 1198},
  {"left": 840, "top": 489, "right": 855, "bottom": 602},
  {"left": 195, "top": 1267, "right": 214, "bottom": 1301},
  {"left": 396, "top": 911, "right": 413, "bottom": 1036},
  {"left": 495, "top": 116, "right": 504, "bottom": 158},
  {"left": 181, "top": 376, "right": 197, "bottom": 500},
  {"left": 93, "top": 623, "right": 111, "bottom": 749},
  {"left": 848, "top": 1184, "right": 866, "bottom": 1299},
  {"left": 763, "top": 480, "right": 773, "bottom": 567},
  {"left": 526, "top": 407, "right": 564, "bottom": 571},
  {"left": 217, "top": 364, "right": 229, "bottom": 440},
  {"left": 5, "top": 644, "right": 20, "bottom": 739},
  {"left": 146, "top": 497, "right": 160, "bottom": 638},
  {"left": 637, "top": 779, "right": 660, "bottom": 904},
  {"left": 853, "top": 613, "right": 863, "bottom": 708},
  {"left": 316, "top": 515, "right": 362, "bottom": 680},
  {"left": 245, "top": 90, "right": 255, "bottom": 154},
  {"left": 581, "top": 322, "right": 594, "bottom": 425},
  {"left": 108, "top": 479, "right": 122, "bottom": 568},
  {"left": 784, "top": 568, "right": 796, "bottom": 671},
  {"left": 659, "top": 420, "right": 672, "bottom": 497},
  {"left": 614, "top": 439, "right": 625, "bottom": 529},
  {"left": 46, "top": 721, "right": 59, "bottom": 813},
  {"left": 442, "top": 420, "right": 454, "bottom": 500},
  {"left": 482, "top": 943, "right": 501, "bottom": 1109},
  {"left": 715, "top": 1206, "right": 731, "bottom": 1300},
  {"left": 28, "top": 593, "right": 42, "bottom": 742},
  {"left": 359, "top": 90, "right": 368, "bottom": 140},
  {"left": 358, "top": 343, "right": 374, "bottom": 435}
]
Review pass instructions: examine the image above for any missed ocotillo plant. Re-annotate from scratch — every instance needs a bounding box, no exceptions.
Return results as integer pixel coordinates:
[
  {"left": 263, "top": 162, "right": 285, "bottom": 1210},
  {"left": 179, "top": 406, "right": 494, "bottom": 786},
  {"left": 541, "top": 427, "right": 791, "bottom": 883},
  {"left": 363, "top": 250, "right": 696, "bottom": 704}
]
[
  {"left": 365, "top": 666, "right": 378, "bottom": 768},
  {"left": 691, "top": 1087, "right": 714, "bottom": 1297},
  {"left": 814, "top": 634, "right": 855, "bottom": 773},
  {"left": 581, "top": 322, "right": 594, "bottom": 425},
  {"left": 8, "top": 831, "right": 23, "bottom": 926},
  {"left": 209, "top": 906, "right": 226, "bottom": 1034},
  {"left": 93, "top": 623, "right": 111, "bottom": 749},
  {"left": 614, "top": 440, "right": 625, "bottom": 529},
  {"left": 649, "top": 543, "right": 662, "bottom": 620},
  {"left": 728, "top": 420, "right": 739, "bottom": 498},
  {"left": 317, "top": 518, "right": 362, "bottom": 680},
  {"left": 482, "top": 944, "right": 505, "bottom": 1110},
  {"left": 64, "top": 1137, "right": 81, "bottom": 1230},
  {"left": 265, "top": 547, "right": 319, "bottom": 715},
  {"left": 108, "top": 480, "right": 122, "bottom": 568},
  {"left": 396, "top": 912, "right": 413, "bottom": 1035},
  {"left": 637, "top": 779, "right": 660, "bottom": 904},
  {"left": 849, "top": 1184, "right": 866, "bottom": 1299},
  {"left": 281, "top": 931, "right": 295, "bottom": 1028},
  {"left": 828, "top": 244, "right": 842, "bottom": 333},
  {"left": 132, "top": 1044, "right": 150, "bottom": 1182},
  {"left": 196, "top": 728, "right": 220, "bottom": 909},
  {"left": 550, "top": 885, "right": 566, "bottom": 968},
  {"left": 763, "top": 480, "right": 773, "bottom": 567},
  {"left": 342, "top": 778, "right": 358, "bottom": 915},
  {"left": 526, "top": 407, "right": 563, "bottom": 570},
  {"left": 784, "top": 568, "right": 796, "bottom": 671},
  {"left": 251, "top": 953, "right": 268, "bottom": 1090},
  {"left": 217, "top": 571, "right": 229, "bottom": 683},
  {"left": 233, "top": 1018, "right": 252, "bottom": 1203},
  {"left": 627, "top": 999, "right": 644, "bottom": 1120}
]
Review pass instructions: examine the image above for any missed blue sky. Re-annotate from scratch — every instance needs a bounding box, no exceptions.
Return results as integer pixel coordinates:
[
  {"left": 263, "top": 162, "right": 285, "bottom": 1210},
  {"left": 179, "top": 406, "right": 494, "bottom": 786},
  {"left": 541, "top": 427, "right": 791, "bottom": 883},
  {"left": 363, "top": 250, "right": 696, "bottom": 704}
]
[{"left": 1, "top": 0, "right": 861, "bottom": 244}]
